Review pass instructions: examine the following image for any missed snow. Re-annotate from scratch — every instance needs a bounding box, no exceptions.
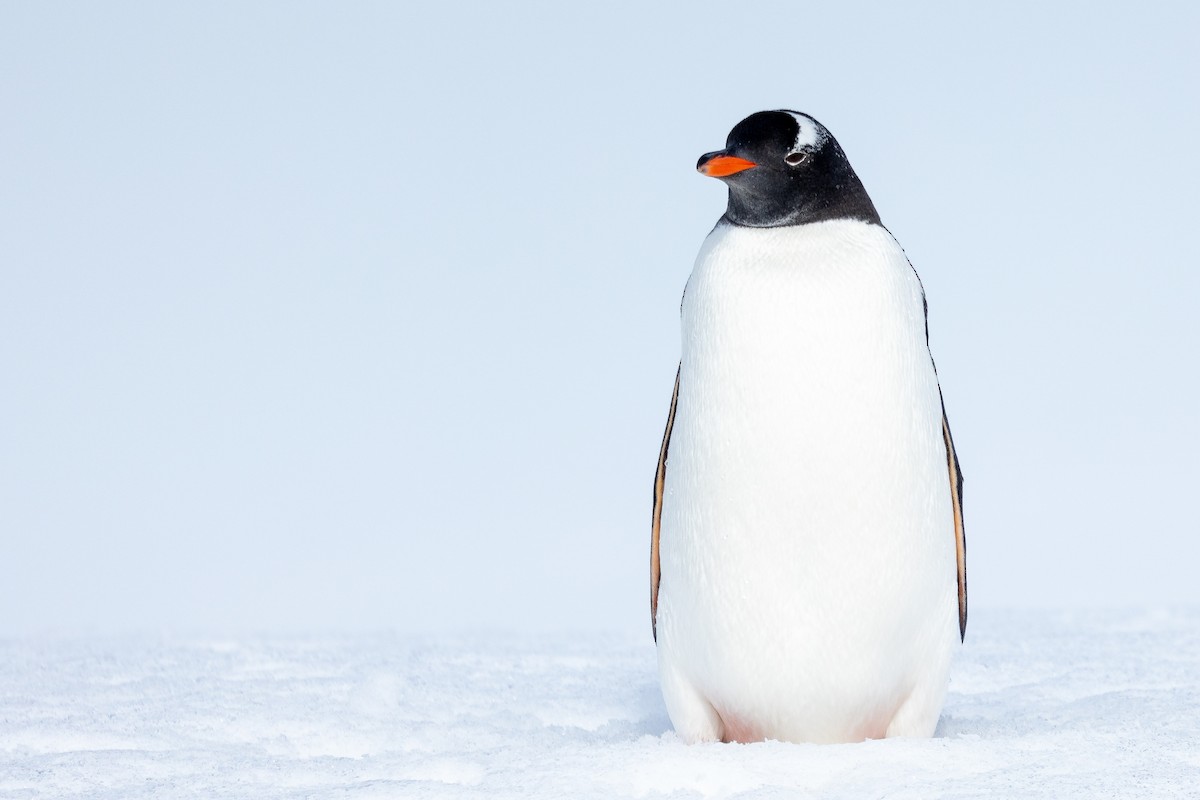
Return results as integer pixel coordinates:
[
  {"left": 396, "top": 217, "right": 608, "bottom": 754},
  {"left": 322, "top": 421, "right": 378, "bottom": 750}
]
[{"left": 3, "top": 609, "right": 1199, "bottom": 799}]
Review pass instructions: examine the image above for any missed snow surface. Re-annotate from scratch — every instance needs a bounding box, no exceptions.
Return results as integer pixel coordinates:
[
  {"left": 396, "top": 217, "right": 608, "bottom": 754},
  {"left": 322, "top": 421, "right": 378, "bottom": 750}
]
[{"left": 3, "top": 609, "right": 1199, "bottom": 799}]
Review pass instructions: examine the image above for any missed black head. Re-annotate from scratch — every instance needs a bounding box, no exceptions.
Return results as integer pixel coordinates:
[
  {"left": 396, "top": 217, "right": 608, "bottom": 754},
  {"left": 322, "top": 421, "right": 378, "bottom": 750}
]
[{"left": 697, "top": 110, "right": 881, "bottom": 228}]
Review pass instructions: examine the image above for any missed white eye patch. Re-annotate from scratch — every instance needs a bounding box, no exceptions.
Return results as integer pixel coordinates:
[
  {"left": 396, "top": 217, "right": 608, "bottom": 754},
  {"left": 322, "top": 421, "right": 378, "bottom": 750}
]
[{"left": 784, "top": 111, "right": 823, "bottom": 151}]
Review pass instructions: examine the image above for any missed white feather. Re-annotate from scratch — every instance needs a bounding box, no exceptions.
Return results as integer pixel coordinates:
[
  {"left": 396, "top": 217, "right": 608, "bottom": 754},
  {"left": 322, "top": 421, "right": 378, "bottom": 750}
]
[
  {"left": 657, "top": 218, "right": 958, "bottom": 744},
  {"left": 785, "top": 111, "right": 823, "bottom": 151}
]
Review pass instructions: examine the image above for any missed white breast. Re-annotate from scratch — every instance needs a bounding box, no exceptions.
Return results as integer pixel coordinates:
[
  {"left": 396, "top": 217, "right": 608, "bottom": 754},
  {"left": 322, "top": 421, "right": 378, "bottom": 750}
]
[{"left": 657, "top": 219, "right": 957, "bottom": 744}]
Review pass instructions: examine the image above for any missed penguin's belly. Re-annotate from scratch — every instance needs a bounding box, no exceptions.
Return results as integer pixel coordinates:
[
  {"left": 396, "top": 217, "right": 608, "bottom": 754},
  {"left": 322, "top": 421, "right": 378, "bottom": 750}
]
[{"left": 658, "top": 220, "right": 957, "bottom": 744}]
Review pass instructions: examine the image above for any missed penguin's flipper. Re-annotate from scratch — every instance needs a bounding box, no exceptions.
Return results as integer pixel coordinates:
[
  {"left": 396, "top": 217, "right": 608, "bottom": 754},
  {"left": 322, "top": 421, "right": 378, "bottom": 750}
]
[
  {"left": 651, "top": 364, "right": 681, "bottom": 642},
  {"left": 941, "top": 404, "right": 967, "bottom": 641}
]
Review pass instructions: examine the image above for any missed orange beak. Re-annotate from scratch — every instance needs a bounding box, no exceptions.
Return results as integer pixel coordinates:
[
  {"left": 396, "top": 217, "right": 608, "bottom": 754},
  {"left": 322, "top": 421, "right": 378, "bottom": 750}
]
[{"left": 697, "top": 152, "right": 757, "bottom": 178}]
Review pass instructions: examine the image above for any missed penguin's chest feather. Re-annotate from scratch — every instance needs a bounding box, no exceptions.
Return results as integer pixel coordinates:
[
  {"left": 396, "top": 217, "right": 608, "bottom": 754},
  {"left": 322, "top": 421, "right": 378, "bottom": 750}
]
[
  {"left": 677, "top": 220, "right": 940, "bottom": 513},
  {"left": 682, "top": 219, "right": 929, "bottom": 441},
  {"left": 660, "top": 219, "right": 954, "bottom": 732}
]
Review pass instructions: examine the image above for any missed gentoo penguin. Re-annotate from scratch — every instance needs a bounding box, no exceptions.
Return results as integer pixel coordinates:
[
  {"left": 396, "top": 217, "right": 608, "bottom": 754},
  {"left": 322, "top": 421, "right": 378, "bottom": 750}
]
[{"left": 650, "top": 110, "right": 966, "bottom": 744}]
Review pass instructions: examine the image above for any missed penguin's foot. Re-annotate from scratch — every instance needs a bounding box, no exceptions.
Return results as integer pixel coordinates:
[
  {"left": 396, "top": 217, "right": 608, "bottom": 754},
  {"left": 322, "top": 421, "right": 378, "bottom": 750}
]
[
  {"left": 659, "top": 666, "right": 723, "bottom": 744},
  {"left": 718, "top": 711, "right": 765, "bottom": 744},
  {"left": 884, "top": 683, "right": 941, "bottom": 738}
]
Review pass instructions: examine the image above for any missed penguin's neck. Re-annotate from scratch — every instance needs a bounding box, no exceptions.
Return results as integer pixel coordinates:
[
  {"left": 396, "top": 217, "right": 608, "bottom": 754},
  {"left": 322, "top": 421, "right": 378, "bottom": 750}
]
[{"left": 724, "top": 162, "right": 881, "bottom": 229}]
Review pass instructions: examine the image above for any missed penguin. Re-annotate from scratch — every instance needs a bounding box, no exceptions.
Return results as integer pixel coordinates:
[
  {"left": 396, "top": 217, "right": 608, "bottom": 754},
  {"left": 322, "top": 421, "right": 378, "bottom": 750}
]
[{"left": 650, "top": 110, "right": 967, "bottom": 744}]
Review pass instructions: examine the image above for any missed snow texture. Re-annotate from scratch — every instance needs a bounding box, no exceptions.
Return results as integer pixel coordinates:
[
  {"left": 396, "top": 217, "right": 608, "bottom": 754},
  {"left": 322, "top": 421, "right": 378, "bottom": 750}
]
[{"left": 2, "top": 609, "right": 1199, "bottom": 799}]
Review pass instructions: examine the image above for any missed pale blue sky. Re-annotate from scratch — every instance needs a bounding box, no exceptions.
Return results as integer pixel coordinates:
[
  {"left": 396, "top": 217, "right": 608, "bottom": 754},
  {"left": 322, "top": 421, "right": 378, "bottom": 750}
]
[{"left": 2, "top": 1, "right": 1197, "bottom": 636}]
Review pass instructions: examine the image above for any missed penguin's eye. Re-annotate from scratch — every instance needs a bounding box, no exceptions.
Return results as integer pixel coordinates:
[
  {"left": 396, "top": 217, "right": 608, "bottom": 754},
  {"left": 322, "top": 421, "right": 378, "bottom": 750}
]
[{"left": 784, "top": 151, "right": 808, "bottom": 167}]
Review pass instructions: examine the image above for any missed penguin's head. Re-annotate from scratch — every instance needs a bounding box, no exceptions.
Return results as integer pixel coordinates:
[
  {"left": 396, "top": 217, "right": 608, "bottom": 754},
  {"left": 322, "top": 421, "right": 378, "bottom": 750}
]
[{"left": 697, "top": 110, "right": 881, "bottom": 228}]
